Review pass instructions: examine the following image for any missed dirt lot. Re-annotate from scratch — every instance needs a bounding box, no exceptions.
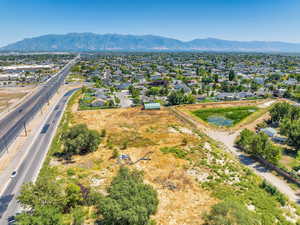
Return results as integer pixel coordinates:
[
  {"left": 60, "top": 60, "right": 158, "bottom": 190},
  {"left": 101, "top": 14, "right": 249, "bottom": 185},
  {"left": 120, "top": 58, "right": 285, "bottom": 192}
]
[
  {"left": 0, "top": 86, "right": 35, "bottom": 113},
  {"left": 52, "top": 107, "right": 217, "bottom": 224},
  {"left": 46, "top": 95, "right": 300, "bottom": 224}
]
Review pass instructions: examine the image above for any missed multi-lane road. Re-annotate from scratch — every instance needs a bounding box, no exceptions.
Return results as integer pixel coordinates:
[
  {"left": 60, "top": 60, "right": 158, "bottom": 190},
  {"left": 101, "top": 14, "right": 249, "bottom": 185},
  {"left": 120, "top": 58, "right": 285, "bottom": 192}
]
[
  {"left": 0, "top": 56, "right": 79, "bottom": 224},
  {"left": 0, "top": 55, "right": 79, "bottom": 157},
  {"left": 0, "top": 88, "right": 78, "bottom": 224}
]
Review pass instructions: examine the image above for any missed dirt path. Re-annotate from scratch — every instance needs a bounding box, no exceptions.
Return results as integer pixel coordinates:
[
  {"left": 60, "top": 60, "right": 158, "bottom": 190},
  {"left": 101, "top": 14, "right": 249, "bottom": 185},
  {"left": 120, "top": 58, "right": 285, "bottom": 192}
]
[{"left": 169, "top": 107, "right": 300, "bottom": 204}]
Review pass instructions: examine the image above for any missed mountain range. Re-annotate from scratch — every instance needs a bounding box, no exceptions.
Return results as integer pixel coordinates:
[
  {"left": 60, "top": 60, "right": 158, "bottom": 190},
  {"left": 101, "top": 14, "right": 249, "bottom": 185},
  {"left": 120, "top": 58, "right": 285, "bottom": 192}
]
[{"left": 1, "top": 33, "right": 300, "bottom": 52}]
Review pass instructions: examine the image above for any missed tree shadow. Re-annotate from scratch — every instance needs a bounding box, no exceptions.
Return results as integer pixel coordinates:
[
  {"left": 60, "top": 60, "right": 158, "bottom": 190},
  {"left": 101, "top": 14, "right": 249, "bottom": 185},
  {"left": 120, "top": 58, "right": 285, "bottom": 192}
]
[
  {"left": 52, "top": 152, "right": 76, "bottom": 164},
  {"left": 238, "top": 154, "right": 269, "bottom": 173},
  {"left": 282, "top": 148, "right": 297, "bottom": 157},
  {"left": 95, "top": 219, "right": 106, "bottom": 225},
  {"left": 0, "top": 194, "right": 14, "bottom": 219},
  {"left": 238, "top": 154, "right": 255, "bottom": 166}
]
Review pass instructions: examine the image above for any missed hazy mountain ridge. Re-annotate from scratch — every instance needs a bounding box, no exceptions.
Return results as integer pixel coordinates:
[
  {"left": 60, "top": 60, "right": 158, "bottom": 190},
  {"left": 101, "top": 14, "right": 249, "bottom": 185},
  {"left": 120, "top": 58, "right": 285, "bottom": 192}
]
[{"left": 2, "top": 33, "right": 300, "bottom": 52}]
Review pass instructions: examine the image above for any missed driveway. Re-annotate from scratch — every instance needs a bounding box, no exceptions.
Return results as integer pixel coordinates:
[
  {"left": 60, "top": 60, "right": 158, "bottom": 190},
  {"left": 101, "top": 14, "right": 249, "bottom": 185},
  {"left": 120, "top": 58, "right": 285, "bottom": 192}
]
[{"left": 115, "top": 91, "right": 132, "bottom": 108}]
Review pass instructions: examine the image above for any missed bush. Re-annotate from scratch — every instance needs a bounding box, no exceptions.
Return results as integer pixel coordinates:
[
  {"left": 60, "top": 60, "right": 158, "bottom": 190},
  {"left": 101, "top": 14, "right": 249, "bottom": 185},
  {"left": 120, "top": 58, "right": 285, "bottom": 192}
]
[
  {"left": 65, "top": 183, "right": 84, "bottom": 210},
  {"left": 204, "top": 199, "right": 259, "bottom": 225},
  {"left": 167, "top": 90, "right": 195, "bottom": 105},
  {"left": 112, "top": 148, "right": 120, "bottom": 159},
  {"left": 100, "top": 129, "right": 106, "bottom": 137},
  {"left": 62, "top": 124, "right": 102, "bottom": 159},
  {"left": 160, "top": 146, "right": 187, "bottom": 159},
  {"left": 260, "top": 180, "right": 287, "bottom": 206},
  {"left": 72, "top": 207, "right": 86, "bottom": 225},
  {"left": 97, "top": 167, "right": 158, "bottom": 225}
]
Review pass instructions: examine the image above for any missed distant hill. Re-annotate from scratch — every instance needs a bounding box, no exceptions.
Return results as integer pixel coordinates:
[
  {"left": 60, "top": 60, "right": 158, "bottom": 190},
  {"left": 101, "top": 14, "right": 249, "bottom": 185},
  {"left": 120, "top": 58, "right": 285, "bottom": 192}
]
[{"left": 1, "top": 33, "right": 300, "bottom": 52}]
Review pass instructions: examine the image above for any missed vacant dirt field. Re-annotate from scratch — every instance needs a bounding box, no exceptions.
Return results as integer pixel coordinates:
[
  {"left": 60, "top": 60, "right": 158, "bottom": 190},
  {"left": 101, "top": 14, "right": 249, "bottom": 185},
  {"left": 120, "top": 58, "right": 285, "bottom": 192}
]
[
  {"left": 52, "top": 107, "right": 217, "bottom": 224},
  {"left": 0, "top": 86, "right": 34, "bottom": 113}
]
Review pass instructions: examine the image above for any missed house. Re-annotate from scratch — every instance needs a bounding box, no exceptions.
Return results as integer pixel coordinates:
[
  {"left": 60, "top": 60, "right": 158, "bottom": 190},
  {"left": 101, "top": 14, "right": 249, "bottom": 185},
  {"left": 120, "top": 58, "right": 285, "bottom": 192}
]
[
  {"left": 143, "top": 102, "right": 161, "bottom": 110},
  {"left": 260, "top": 127, "right": 277, "bottom": 137},
  {"left": 150, "top": 74, "right": 162, "bottom": 81},
  {"left": 196, "top": 95, "right": 206, "bottom": 101},
  {"left": 116, "top": 82, "right": 131, "bottom": 90},
  {"left": 173, "top": 81, "right": 191, "bottom": 93},
  {"left": 91, "top": 99, "right": 106, "bottom": 107},
  {"left": 216, "top": 92, "right": 237, "bottom": 101},
  {"left": 255, "top": 88, "right": 268, "bottom": 97},
  {"left": 237, "top": 92, "right": 255, "bottom": 99},
  {"left": 272, "top": 136, "right": 287, "bottom": 143},
  {"left": 135, "top": 75, "right": 146, "bottom": 83},
  {"left": 284, "top": 78, "right": 298, "bottom": 86},
  {"left": 254, "top": 77, "right": 265, "bottom": 85},
  {"left": 187, "top": 80, "right": 198, "bottom": 87},
  {"left": 273, "top": 88, "right": 286, "bottom": 97},
  {"left": 149, "top": 80, "right": 168, "bottom": 87}
]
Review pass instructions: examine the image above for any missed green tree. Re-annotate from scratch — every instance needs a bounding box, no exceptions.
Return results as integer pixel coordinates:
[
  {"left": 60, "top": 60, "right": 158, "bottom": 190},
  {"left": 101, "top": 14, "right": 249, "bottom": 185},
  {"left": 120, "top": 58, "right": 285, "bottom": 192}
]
[
  {"left": 280, "top": 118, "right": 300, "bottom": 150},
  {"left": 62, "top": 124, "right": 102, "bottom": 159},
  {"left": 236, "top": 129, "right": 255, "bottom": 152},
  {"left": 236, "top": 131, "right": 281, "bottom": 164},
  {"left": 18, "top": 176, "right": 65, "bottom": 211},
  {"left": 16, "top": 206, "right": 63, "bottom": 225},
  {"left": 17, "top": 171, "right": 66, "bottom": 225},
  {"left": 167, "top": 91, "right": 195, "bottom": 106},
  {"left": 72, "top": 207, "right": 86, "bottom": 225},
  {"left": 270, "top": 102, "right": 292, "bottom": 123},
  {"left": 251, "top": 132, "right": 270, "bottom": 156},
  {"left": 228, "top": 70, "right": 236, "bottom": 81},
  {"left": 98, "top": 167, "right": 158, "bottom": 225},
  {"left": 66, "top": 183, "right": 84, "bottom": 209}
]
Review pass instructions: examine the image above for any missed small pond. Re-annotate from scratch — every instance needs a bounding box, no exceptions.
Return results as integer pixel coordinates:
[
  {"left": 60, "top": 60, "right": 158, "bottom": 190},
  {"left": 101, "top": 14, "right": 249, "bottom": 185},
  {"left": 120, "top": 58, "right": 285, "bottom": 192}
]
[{"left": 207, "top": 116, "right": 234, "bottom": 127}]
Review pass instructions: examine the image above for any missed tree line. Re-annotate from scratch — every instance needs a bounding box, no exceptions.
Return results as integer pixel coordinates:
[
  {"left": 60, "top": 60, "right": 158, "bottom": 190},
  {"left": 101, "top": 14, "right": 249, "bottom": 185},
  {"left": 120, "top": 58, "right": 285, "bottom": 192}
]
[
  {"left": 270, "top": 102, "right": 300, "bottom": 150},
  {"left": 236, "top": 129, "right": 281, "bottom": 165}
]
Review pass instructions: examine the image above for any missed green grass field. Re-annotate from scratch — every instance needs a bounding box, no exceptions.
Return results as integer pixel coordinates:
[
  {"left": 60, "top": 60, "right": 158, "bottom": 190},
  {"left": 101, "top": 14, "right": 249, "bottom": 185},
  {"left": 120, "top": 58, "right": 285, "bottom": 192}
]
[{"left": 192, "top": 106, "right": 258, "bottom": 127}]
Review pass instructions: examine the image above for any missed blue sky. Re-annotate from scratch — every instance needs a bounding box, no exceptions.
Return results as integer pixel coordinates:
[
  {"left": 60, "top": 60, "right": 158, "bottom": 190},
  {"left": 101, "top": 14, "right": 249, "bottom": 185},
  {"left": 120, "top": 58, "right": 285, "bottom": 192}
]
[{"left": 1, "top": 0, "right": 300, "bottom": 47}]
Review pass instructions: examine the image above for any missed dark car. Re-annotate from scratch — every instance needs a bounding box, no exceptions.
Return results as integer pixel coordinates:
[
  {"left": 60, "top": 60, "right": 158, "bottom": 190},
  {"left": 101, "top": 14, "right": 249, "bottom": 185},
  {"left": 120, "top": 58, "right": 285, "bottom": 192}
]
[
  {"left": 7, "top": 216, "right": 16, "bottom": 224},
  {"left": 10, "top": 171, "right": 17, "bottom": 178}
]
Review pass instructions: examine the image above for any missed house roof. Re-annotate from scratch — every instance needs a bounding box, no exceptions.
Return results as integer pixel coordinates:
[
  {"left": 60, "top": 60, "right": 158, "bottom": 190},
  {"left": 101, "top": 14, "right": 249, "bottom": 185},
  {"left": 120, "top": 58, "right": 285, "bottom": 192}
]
[{"left": 261, "top": 127, "right": 277, "bottom": 136}]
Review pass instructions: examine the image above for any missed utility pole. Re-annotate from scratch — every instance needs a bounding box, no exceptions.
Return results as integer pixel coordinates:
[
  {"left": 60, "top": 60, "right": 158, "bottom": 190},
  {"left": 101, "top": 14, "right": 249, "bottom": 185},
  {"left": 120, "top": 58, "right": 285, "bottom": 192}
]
[
  {"left": 47, "top": 94, "right": 50, "bottom": 106},
  {"left": 23, "top": 122, "right": 27, "bottom": 136},
  {"left": 5, "top": 139, "right": 9, "bottom": 153}
]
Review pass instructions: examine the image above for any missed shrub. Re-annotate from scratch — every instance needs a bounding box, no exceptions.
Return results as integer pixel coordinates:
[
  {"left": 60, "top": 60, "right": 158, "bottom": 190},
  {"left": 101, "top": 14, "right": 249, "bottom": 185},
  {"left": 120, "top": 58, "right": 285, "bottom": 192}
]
[
  {"left": 101, "top": 129, "right": 106, "bottom": 137},
  {"left": 204, "top": 199, "right": 259, "bottom": 225},
  {"left": 260, "top": 180, "right": 287, "bottom": 206},
  {"left": 62, "top": 124, "right": 102, "bottom": 159},
  {"left": 67, "top": 168, "right": 75, "bottom": 176},
  {"left": 160, "top": 146, "right": 187, "bottom": 159},
  {"left": 97, "top": 167, "right": 158, "bottom": 225},
  {"left": 112, "top": 148, "right": 120, "bottom": 159}
]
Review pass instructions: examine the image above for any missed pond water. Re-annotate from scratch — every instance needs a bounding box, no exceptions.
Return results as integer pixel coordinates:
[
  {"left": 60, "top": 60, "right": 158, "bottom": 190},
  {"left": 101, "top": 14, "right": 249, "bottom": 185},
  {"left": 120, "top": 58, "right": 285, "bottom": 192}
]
[{"left": 207, "top": 116, "right": 233, "bottom": 127}]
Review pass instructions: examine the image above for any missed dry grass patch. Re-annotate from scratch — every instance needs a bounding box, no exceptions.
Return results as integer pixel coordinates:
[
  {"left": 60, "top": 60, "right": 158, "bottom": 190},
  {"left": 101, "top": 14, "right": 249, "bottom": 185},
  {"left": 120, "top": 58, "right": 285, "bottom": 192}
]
[{"left": 51, "top": 107, "right": 217, "bottom": 224}]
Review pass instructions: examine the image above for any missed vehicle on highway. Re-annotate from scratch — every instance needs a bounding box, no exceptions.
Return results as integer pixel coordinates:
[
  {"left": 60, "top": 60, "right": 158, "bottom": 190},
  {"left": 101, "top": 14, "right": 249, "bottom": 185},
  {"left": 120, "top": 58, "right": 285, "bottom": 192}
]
[
  {"left": 7, "top": 216, "right": 16, "bottom": 224},
  {"left": 10, "top": 171, "right": 17, "bottom": 178}
]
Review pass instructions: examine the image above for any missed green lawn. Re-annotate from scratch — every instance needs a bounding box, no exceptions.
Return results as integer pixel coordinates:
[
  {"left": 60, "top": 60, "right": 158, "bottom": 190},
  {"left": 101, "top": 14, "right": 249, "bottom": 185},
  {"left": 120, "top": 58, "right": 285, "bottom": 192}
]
[{"left": 192, "top": 106, "right": 258, "bottom": 127}]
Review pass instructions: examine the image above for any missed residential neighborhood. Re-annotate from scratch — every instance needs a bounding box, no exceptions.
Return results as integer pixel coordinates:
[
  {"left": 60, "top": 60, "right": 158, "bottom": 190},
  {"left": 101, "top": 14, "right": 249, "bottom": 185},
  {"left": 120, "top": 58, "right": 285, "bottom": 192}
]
[{"left": 65, "top": 53, "right": 300, "bottom": 109}]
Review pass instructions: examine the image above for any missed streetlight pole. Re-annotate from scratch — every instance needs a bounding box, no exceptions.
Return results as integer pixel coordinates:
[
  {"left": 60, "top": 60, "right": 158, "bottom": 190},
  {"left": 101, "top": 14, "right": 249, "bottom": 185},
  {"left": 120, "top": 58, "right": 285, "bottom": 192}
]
[{"left": 23, "top": 122, "right": 27, "bottom": 136}]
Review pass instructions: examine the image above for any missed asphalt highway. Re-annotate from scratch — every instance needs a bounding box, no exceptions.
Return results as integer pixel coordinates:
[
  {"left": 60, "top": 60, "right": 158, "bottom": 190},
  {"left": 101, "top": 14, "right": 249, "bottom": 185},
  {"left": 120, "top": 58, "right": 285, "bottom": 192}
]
[
  {"left": 0, "top": 88, "right": 77, "bottom": 225},
  {"left": 0, "top": 55, "right": 79, "bottom": 156}
]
